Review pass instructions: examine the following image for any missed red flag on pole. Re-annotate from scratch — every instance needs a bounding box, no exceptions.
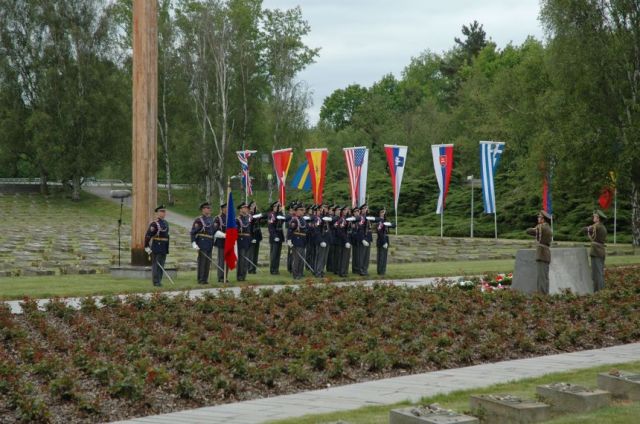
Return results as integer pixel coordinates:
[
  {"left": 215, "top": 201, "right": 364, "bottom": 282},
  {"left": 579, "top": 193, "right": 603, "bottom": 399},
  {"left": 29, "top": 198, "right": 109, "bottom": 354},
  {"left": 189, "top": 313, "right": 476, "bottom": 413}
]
[
  {"left": 272, "top": 148, "right": 293, "bottom": 206},
  {"left": 305, "top": 148, "right": 328, "bottom": 204}
]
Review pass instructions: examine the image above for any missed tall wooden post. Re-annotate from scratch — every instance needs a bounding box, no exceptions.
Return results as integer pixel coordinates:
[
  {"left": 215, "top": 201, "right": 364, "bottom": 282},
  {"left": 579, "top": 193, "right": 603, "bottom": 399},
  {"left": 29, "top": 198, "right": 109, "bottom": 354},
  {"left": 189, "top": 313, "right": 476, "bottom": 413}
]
[{"left": 131, "top": 0, "right": 158, "bottom": 266}]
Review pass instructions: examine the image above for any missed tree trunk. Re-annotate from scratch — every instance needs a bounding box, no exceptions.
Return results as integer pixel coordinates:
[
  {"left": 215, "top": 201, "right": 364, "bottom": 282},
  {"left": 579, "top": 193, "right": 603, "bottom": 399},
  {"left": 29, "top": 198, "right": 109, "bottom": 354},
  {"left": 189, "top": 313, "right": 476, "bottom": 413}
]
[
  {"left": 632, "top": 182, "right": 640, "bottom": 247},
  {"left": 71, "top": 174, "right": 81, "bottom": 201}
]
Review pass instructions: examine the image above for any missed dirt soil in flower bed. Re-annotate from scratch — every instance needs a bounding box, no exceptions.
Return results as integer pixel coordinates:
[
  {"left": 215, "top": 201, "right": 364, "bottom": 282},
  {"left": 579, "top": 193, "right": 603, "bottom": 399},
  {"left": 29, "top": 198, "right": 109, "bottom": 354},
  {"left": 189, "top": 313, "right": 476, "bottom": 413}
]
[{"left": 1, "top": 268, "right": 640, "bottom": 423}]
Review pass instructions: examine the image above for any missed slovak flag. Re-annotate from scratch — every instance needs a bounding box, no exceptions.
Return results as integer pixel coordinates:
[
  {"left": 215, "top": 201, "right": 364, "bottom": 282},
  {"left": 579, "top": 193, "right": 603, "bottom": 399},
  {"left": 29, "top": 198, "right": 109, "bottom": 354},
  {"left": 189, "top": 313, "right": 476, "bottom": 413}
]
[
  {"left": 431, "top": 144, "right": 454, "bottom": 214},
  {"left": 384, "top": 145, "right": 408, "bottom": 211}
]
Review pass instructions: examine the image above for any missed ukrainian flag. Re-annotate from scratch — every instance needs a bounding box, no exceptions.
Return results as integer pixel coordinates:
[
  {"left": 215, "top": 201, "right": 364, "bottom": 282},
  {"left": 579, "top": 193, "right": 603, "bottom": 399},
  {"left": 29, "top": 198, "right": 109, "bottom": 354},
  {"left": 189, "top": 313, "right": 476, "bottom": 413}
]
[{"left": 290, "top": 161, "right": 311, "bottom": 191}]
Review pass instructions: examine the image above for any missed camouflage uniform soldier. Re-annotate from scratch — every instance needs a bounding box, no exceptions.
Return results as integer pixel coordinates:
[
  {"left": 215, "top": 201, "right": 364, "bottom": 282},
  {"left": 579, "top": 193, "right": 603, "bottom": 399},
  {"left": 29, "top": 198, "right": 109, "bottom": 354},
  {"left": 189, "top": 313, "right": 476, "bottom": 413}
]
[
  {"left": 526, "top": 210, "right": 553, "bottom": 294},
  {"left": 144, "top": 205, "right": 170, "bottom": 287},
  {"left": 584, "top": 210, "right": 608, "bottom": 291}
]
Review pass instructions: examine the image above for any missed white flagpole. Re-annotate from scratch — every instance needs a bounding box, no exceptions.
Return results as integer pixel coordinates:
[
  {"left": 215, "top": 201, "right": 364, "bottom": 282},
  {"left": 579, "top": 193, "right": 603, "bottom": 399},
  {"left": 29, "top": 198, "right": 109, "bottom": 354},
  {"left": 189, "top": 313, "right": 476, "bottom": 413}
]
[
  {"left": 441, "top": 212, "right": 444, "bottom": 238},
  {"left": 494, "top": 212, "right": 497, "bottom": 239}
]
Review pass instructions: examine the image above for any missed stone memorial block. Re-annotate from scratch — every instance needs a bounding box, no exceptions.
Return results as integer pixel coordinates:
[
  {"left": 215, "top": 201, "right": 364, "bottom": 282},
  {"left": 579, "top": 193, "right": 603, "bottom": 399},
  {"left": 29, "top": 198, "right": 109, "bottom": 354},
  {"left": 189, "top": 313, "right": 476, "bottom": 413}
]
[
  {"left": 597, "top": 371, "right": 640, "bottom": 400},
  {"left": 469, "top": 394, "right": 550, "bottom": 424},
  {"left": 390, "top": 404, "right": 479, "bottom": 424},
  {"left": 536, "top": 382, "right": 610, "bottom": 413},
  {"left": 512, "top": 248, "right": 593, "bottom": 295}
]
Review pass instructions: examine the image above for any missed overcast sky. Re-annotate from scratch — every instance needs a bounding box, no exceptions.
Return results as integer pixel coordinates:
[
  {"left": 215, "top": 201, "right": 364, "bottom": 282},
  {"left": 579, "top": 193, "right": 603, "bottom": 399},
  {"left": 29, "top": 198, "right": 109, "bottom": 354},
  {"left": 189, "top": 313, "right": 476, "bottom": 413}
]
[{"left": 261, "top": 0, "right": 546, "bottom": 124}]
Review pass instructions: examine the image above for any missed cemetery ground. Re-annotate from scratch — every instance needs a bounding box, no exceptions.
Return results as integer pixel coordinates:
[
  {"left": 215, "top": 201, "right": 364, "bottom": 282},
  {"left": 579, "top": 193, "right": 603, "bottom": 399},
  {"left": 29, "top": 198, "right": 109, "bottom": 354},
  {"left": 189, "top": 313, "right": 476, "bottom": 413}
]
[
  {"left": 1, "top": 190, "right": 640, "bottom": 423},
  {"left": 268, "top": 361, "right": 640, "bottom": 424},
  {"left": 1, "top": 189, "right": 639, "bottom": 300}
]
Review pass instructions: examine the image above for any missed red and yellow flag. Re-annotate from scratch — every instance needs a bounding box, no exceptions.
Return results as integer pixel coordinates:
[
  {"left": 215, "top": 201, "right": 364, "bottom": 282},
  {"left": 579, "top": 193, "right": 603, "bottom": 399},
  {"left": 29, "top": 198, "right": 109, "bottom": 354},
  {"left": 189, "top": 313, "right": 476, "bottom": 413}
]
[
  {"left": 305, "top": 148, "right": 328, "bottom": 204},
  {"left": 272, "top": 148, "right": 293, "bottom": 206}
]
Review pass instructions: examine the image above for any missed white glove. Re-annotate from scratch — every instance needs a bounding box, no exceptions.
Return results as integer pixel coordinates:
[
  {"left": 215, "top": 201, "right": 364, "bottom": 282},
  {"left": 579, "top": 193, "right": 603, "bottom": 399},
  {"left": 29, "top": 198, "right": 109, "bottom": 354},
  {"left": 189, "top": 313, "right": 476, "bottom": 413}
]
[
  {"left": 320, "top": 241, "right": 327, "bottom": 248},
  {"left": 251, "top": 239, "right": 257, "bottom": 244},
  {"left": 345, "top": 242, "right": 351, "bottom": 249},
  {"left": 383, "top": 222, "right": 392, "bottom": 227},
  {"left": 287, "top": 240, "right": 293, "bottom": 248},
  {"left": 192, "top": 242, "right": 199, "bottom": 250},
  {"left": 276, "top": 215, "right": 286, "bottom": 220},
  {"left": 252, "top": 213, "right": 263, "bottom": 219},
  {"left": 362, "top": 240, "right": 370, "bottom": 247},
  {"left": 303, "top": 216, "right": 311, "bottom": 221},
  {"left": 144, "top": 246, "right": 152, "bottom": 254},
  {"left": 274, "top": 237, "right": 280, "bottom": 242},
  {"left": 383, "top": 243, "right": 388, "bottom": 249},
  {"left": 366, "top": 216, "right": 375, "bottom": 221},
  {"left": 322, "top": 216, "right": 332, "bottom": 222},
  {"left": 215, "top": 230, "right": 226, "bottom": 239},
  {"left": 346, "top": 217, "right": 356, "bottom": 222}
]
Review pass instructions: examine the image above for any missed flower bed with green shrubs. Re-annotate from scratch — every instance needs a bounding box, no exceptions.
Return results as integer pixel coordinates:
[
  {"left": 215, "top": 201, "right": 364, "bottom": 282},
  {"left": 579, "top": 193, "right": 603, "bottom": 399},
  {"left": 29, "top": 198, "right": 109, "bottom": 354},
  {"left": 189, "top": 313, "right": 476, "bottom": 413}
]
[{"left": 1, "top": 267, "right": 640, "bottom": 423}]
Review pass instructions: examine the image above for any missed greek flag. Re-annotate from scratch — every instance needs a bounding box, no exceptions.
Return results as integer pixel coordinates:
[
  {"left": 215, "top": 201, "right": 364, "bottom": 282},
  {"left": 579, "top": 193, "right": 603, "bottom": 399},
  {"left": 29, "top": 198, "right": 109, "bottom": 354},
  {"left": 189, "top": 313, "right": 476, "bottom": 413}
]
[{"left": 480, "top": 141, "right": 505, "bottom": 214}]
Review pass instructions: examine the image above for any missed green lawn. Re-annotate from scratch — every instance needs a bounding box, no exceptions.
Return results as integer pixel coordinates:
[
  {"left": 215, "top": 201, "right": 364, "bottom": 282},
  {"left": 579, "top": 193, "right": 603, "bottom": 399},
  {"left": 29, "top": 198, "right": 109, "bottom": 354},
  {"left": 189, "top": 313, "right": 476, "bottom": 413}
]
[
  {"left": 0, "top": 255, "right": 639, "bottom": 300},
  {"left": 268, "top": 362, "right": 640, "bottom": 424}
]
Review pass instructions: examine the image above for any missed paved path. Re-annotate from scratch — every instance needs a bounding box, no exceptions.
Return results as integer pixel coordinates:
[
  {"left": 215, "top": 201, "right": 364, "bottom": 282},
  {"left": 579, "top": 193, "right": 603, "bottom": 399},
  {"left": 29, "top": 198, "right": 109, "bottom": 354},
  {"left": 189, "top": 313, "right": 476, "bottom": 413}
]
[
  {"left": 111, "top": 343, "right": 640, "bottom": 424},
  {"left": 4, "top": 276, "right": 449, "bottom": 314},
  {"left": 84, "top": 186, "right": 193, "bottom": 229}
]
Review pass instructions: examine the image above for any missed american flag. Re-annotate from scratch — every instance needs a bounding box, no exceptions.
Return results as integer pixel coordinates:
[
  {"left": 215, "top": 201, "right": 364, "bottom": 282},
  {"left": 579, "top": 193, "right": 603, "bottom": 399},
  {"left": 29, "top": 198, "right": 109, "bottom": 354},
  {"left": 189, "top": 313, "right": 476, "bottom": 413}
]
[
  {"left": 237, "top": 150, "right": 257, "bottom": 195},
  {"left": 344, "top": 147, "right": 368, "bottom": 208}
]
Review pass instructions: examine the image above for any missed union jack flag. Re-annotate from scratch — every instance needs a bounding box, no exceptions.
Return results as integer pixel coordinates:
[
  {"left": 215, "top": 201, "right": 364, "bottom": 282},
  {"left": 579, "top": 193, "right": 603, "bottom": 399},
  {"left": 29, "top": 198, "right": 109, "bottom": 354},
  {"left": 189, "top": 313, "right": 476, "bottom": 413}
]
[
  {"left": 237, "top": 150, "right": 257, "bottom": 196},
  {"left": 344, "top": 147, "right": 369, "bottom": 208}
]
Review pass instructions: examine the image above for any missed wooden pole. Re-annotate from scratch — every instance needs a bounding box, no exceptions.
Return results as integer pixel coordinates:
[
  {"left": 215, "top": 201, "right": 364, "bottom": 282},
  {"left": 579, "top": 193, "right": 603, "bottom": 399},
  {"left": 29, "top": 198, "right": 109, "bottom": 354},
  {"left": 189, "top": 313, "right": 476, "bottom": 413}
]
[{"left": 131, "top": 0, "right": 158, "bottom": 266}]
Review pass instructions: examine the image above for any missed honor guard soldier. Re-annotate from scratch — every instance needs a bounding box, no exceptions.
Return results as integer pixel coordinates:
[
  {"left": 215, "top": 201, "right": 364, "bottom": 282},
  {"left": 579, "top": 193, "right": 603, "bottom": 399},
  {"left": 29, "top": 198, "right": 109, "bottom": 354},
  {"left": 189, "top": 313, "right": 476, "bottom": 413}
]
[
  {"left": 315, "top": 205, "right": 333, "bottom": 277},
  {"left": 190, "top": 202, "right": 215, "bottom": 284},
  {"left": 286, "top": 202, "right": 295, "bottom": 273},
  {"left": 584, "top": 209, "right": 608, "bottom": 291},
  {"left": 267, "top": 201, "right": 285, "bottom": 274},
  {"left": 361, "top": 204, "right": 374, "bottom": 276},
  {"left": 327, "top": 205, "right": 338, "bottom": 273},
  {"left": 526, "top": 210, "right": 553, "bottom": 294},
  {"left": 144, "top": 205, "right": 170, "bottom": 287},
  {"left": 375, "top": 208, "right": 394, "bottom": 275},
  {"left": 305, "top": 206, "right": 317, "bottom": 269},
  {"left": 335, "top": 206, "right": 352, "bottom": 277},
  {"left": 236, "top": 203, "right": 252, "bottom": 281},
  {"left": 350, "top": 207, "right": 364, "bottom": 275},
  {"left": 248, "top": 201, "right": 263, "bottom": 274},
  {"left": 213, "top": 203, "right": 228, "bottom": 283},
  {"left": 288, "top": 203, "right": 308, "bottom": 280}
]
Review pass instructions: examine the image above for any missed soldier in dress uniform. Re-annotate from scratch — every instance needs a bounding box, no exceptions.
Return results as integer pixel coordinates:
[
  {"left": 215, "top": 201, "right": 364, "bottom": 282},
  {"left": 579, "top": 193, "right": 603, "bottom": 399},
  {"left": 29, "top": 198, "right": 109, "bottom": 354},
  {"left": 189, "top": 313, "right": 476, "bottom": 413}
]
[
  {"left": 236, "top": 202, "right": 252, "bottom": 281},
  {"left": 144, "top": 205, "right": 170, "bottom": 287},
  {"left": 526, "top": 210, "right": 553, "bottom": 294},
  {"left": 375, "top": 208, "right": 394, "bottom": 276},
  {"left": 315, "top": 204, "right": 333, "bottom": 277},
  {"left": 267, "top": 201, "right": 284, "bottom": 274},
  {"left": 327, "top": 205, "right": 338, "bottom": 273},
  {"left": 305, "top": 206, "right": 317, "bottom": 270},
  {"left": 583, "top": 209, "right": 608, "bottom": 291},
  {"left": 350, "top": 207, "right": 364, "bottom": 274},
  {"left": 360, "top": 204, "right": 374, "bottom": 276},
  {"left": 288, "top": 203, "right": 308, "bottom": 280},
  {"left": 335, "top": 206, "right": 352, "bottom": 277},
  {"left": 286, "top": 202, "right": 295, "bottom": 273},
  {"left": 248, "top": 201, "right": 263, "bottom": 274},
  {"left": 212, "top": 203, "right": 228, "bottom": 283},
  {"left": 190, "top": 202, "right": 215, "bottom": 284}
]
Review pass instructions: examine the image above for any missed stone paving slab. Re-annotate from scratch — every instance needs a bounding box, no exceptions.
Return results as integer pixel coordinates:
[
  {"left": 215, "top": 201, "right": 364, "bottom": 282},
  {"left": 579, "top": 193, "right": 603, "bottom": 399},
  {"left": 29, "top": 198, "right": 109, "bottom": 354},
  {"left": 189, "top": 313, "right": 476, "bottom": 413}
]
[{"left": 110, "top": 343, "right": 640, "bottom": 424}]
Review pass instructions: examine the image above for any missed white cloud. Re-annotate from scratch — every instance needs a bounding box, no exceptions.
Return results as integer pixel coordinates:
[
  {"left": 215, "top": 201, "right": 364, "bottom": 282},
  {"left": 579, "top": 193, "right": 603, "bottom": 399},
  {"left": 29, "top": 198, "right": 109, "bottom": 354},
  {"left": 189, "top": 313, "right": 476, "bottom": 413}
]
[{"left": 262, "top": 0, "right": 544, "bottom": 124}]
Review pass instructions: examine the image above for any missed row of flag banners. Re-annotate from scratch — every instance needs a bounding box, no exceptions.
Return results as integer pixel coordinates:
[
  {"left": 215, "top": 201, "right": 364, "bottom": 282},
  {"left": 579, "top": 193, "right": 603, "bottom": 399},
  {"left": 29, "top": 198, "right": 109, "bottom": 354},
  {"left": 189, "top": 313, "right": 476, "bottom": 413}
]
[{"left": 237, "top": 141, "right": 517, "bottom": 216}]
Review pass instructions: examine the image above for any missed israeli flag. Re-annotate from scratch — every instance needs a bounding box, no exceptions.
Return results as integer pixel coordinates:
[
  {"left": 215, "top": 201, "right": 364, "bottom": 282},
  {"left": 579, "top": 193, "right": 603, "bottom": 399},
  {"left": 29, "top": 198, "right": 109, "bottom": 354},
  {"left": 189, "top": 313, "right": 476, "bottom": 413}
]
[{"left": 480, "top": 141, "right": 505, "bottom": 214}]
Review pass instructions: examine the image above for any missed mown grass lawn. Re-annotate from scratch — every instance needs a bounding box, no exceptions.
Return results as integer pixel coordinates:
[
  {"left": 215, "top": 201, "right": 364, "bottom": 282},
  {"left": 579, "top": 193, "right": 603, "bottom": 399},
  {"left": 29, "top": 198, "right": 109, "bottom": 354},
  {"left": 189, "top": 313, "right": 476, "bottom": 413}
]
[
  {"left": 1, "top": 255, "right": 639, "bottom": 300},
  {"left": 268, "top": 362, "right": 640, "bottom": 424}
]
